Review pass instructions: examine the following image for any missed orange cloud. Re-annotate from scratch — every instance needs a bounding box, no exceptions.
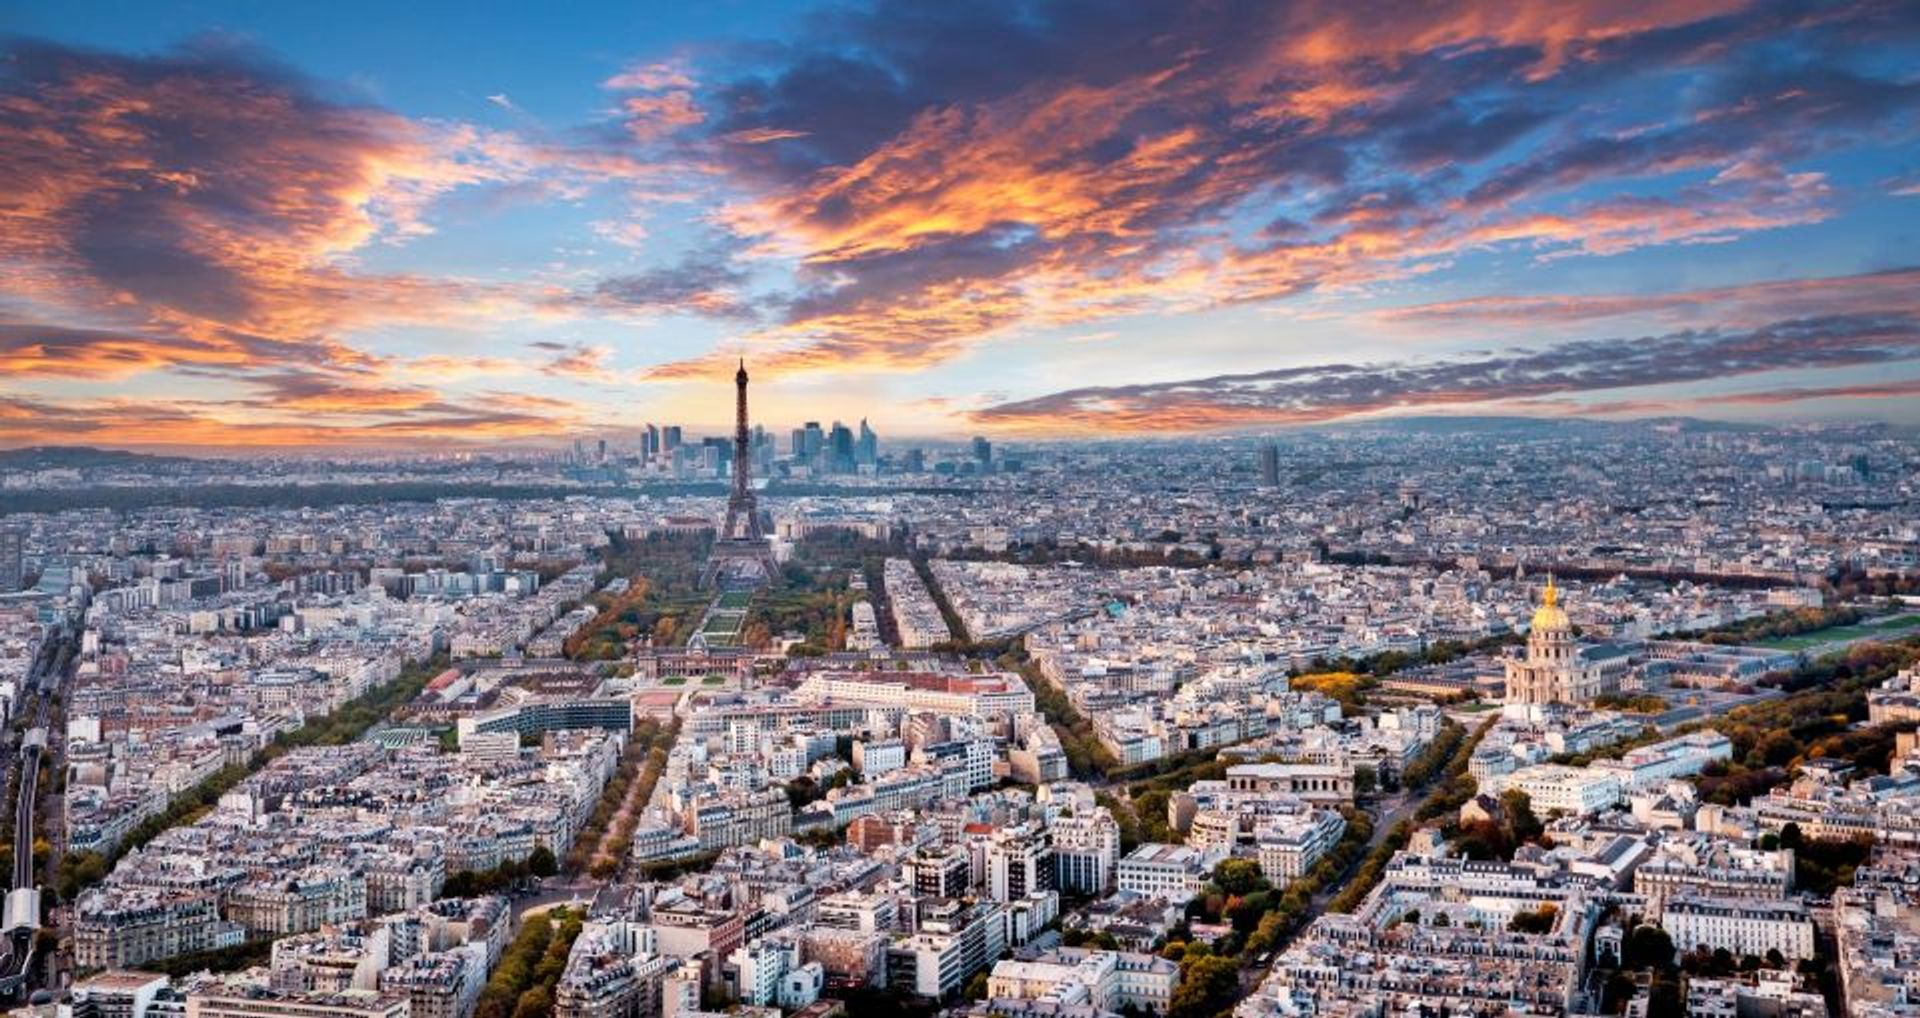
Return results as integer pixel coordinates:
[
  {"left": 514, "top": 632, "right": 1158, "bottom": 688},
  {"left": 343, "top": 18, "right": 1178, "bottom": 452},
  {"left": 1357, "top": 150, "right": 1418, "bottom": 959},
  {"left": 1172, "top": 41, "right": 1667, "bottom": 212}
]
[
  {"left": 0, "top": 386, "right": 588, "bottom": 450},
  {"left": 666, "top": 156, "right": 1833, "bottom": 382},
  {"left": 604, "top": 61, "right": 695, "bottom": 92},
  {"left": 670, "top": 0, "right": 1890, "bottom": 382},
  {"left": 1272, "top": 0, "right": 1750, "bottom": 76},
  {"left": 0, "top": 41, "right": 568, "bottom": 385},
  {"left": 0, "top": 320, "right": 241, "bottom": 379},
  {"left": 0, "top": 40, "right": 690, "bottom": 448},
  {"left": 622, "top": 92, "right": 705, "bottom": 141}
]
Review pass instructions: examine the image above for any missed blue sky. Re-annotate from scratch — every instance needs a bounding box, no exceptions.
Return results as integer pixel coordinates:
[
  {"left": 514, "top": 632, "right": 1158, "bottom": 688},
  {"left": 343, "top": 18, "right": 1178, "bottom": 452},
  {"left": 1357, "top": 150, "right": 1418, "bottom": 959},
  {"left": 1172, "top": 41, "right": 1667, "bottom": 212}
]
[{"left": 2, "top": 0, "right": 1918, "bottom": 448}]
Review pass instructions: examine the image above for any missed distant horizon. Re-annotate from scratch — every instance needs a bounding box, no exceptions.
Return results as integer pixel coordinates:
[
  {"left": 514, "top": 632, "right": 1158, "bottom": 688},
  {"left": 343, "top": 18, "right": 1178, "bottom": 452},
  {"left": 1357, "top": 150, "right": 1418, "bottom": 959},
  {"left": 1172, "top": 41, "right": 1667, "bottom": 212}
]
[
  {"left": 5, "top": 1, "right": 1919, "bottom": 448},
  {"left": 3, "top": 409, "right": 1907, "bottom": 461}
]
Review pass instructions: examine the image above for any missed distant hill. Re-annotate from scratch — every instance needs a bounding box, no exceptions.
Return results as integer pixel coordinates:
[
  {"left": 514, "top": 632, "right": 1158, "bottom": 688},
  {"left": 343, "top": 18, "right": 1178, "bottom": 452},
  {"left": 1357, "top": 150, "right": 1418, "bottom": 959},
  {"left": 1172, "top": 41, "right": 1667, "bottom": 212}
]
[
  {"left": 1321, "top": 414, "right": 1770, "bottom": 436},
  {"left": 0, "top": 446, "right": 201, "bottom": 470},
  {"left": 1329, "top": 415, "right": 1589, "bottom": 434}
]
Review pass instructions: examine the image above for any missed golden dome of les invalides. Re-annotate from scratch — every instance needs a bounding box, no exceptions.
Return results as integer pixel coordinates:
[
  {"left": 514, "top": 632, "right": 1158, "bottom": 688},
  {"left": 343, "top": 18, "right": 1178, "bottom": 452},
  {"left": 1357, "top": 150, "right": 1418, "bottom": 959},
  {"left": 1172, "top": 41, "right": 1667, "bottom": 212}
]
[{"left": 1530, "top": 575, "right": 1571, "bottom": 633}]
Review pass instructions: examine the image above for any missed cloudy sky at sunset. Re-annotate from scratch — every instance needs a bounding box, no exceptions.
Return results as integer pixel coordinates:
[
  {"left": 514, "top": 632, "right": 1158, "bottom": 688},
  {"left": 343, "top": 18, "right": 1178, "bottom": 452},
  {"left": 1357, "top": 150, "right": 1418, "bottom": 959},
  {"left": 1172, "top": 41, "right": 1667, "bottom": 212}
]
[{"left": 4, "top": 0, "right": 1919, "bottom": 449}]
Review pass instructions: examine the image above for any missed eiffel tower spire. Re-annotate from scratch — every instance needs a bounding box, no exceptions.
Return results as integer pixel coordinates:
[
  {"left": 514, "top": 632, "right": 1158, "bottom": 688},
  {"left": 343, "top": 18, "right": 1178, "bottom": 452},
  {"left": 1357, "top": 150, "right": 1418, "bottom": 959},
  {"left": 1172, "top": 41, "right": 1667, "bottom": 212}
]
[
  {"left": 721, "top": 360, "right": 761, "bottom": 541},
  {"left": 705, "top": 359, "right": 775, "bottom": 587}
]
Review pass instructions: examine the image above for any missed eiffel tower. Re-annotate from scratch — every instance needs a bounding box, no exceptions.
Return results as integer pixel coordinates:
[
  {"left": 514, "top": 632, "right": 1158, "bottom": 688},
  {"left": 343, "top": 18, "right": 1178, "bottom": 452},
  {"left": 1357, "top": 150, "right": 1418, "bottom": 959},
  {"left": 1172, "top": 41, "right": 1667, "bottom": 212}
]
[{"left": 701, "top": 359, "right": 777, "bottom": 588}]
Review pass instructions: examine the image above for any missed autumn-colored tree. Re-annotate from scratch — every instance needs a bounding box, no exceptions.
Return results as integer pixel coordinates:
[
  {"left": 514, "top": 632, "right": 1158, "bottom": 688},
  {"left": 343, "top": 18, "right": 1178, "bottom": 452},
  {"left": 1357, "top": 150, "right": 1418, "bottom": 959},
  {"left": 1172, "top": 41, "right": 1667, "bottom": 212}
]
[
  {"left": 1211, "top": 857, "right": 1270, "bottom": 896},
  {"left": 1168, "top": 955, "right": 1239, "bottom": 1018}
]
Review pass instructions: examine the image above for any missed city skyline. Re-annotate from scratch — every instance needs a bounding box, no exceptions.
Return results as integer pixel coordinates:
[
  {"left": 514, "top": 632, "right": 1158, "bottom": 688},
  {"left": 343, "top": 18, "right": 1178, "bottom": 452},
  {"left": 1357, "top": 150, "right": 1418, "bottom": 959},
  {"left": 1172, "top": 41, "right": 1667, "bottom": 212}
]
[
  {"left": 4, "top": 0, "right": 1920, "bottom": 451},
  {"left": 6, "top": 347, "right": 1919, "bottom": 1015}
]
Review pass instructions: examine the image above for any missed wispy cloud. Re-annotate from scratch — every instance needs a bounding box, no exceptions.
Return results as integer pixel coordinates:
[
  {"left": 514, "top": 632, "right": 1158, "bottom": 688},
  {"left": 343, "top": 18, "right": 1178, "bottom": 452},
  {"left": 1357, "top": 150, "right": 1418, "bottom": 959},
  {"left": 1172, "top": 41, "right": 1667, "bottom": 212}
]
[
  {"left": 603, "top": 60, "right": 695, "bottom": 92},
  {"left": 0, "top": 386, "right": 587, "bottom": 449},
  {"left": 590, "top": 252, "right": 754, "bottom": 320},
  {"left": 1377, "top": 266, "right": 1920, "bottom": 329},
  {"left": 970, "top": 312, "right": 1920, "bottom": 432},
  {"left": 532, "top": 341, "right": 616, "bottom": 380}
]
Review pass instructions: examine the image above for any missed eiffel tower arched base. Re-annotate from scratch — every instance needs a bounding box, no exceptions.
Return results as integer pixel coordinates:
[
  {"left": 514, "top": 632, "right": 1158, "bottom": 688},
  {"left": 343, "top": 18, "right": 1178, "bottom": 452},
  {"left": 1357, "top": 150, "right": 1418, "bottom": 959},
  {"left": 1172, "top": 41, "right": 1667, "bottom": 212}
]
[{"left": 701, "top": 538, "right": 778, "bottom": 589}]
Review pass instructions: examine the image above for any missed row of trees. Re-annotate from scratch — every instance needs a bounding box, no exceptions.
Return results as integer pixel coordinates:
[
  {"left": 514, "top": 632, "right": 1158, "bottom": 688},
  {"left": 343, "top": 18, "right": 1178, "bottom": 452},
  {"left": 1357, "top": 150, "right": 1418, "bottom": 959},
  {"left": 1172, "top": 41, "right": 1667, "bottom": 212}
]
[
  {"left": 1330, "top": 717, "right": 1494, "bottom": 913},
  {"left": 1682, "top": 604, "right": 1866, "bottom": 645},
  {"left": 569, "top": 532, "right": 716, "bottom": 658},
  {"left": 1328, "top": 820, "right": 1413, "bottom": 916},
  {"left": 1126, "top": 751, "right": 1233, "bottom": 797},
  {"left": 475, "top": 907, "right": 584, "bottom": 1018},
  {"left": 1591, "top": 693, "right": 1671, "bottom": 713},
  {"left": 940, "top": 538, "right": 1220, "bottom": 570},
  {"left": 1400, "top": 720, "right": 1468, "bottom": 789},
  {"left": 137, "top": 937, "right": 276, "bottom": 977},
  {"left": 58, "top": 653, "right": 448, "bottom": 901},
  {"left": 1287, "top": 671, "right": 1374, "bottom": 712},
  {"left": 1022, "top": 659, "right": 1120, "bottom": 778},
  {"left": 567, "top": 719, "right": 676, "bottom": 878},
  {"left": 1294, "top": 631, "right": 1526, "bottom": 683},
  {"left": 1827, "top": 566, "right": 1920, "bottom": 600},
  {"left": 912, "top": 555, "right": 972, "bottom": 643},
  {"left": 441, "top": 847, "right": 558, "bottom": 897}
]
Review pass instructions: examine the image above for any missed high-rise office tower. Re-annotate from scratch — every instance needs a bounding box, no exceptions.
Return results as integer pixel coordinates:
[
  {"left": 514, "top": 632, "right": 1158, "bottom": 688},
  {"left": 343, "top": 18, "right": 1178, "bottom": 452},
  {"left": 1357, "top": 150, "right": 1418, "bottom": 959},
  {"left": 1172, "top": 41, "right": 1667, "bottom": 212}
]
[
  {"left": 0, "top": 530, "right": 21, "bottom": 592},
  {"left": 856, "top": 419, "right": 878, "bottom": 468},
  {"left": 972, "top": 436, "right": 993, "bottom": 470},
  {"left": 663, "top": 426, "right": 683, "bottom": 451},
  {"left": 223, "top": 557, "right": 245, "bottom": 592},
  {"left": 828, "top": 421, "right": 855, "bottom": 473},
  {"left": 1259, "top": 443, "right": 1280, "bottom": 487},
  {"left": 701, "top": 436, "right": 732, "bottom": 476},
  {"left": 755, "top": 427, "right": 776, "bottom": 473}
]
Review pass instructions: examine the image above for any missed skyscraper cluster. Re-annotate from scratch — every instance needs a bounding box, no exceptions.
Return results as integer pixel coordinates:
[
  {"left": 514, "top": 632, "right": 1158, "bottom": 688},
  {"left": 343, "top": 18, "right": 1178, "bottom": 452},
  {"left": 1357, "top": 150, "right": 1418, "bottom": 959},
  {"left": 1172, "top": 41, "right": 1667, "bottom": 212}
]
[{"left": 790, "top": 419, "right": 880, "bottom": 475}]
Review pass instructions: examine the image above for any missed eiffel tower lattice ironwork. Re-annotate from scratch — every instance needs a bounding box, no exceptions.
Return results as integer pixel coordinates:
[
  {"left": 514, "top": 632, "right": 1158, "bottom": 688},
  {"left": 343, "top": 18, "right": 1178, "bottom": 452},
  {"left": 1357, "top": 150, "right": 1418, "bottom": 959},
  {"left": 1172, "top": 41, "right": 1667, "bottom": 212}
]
[{"left": 702, "top": 359, "right": 776, "bottom": 587}]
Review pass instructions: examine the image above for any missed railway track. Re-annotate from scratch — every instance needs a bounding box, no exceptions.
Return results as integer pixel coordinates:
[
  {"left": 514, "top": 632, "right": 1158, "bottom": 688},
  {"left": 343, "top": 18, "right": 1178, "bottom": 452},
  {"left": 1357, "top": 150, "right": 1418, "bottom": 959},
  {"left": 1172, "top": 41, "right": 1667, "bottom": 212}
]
[{"left": 0, "top": 627, "right": 71, "bottom": 999}]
